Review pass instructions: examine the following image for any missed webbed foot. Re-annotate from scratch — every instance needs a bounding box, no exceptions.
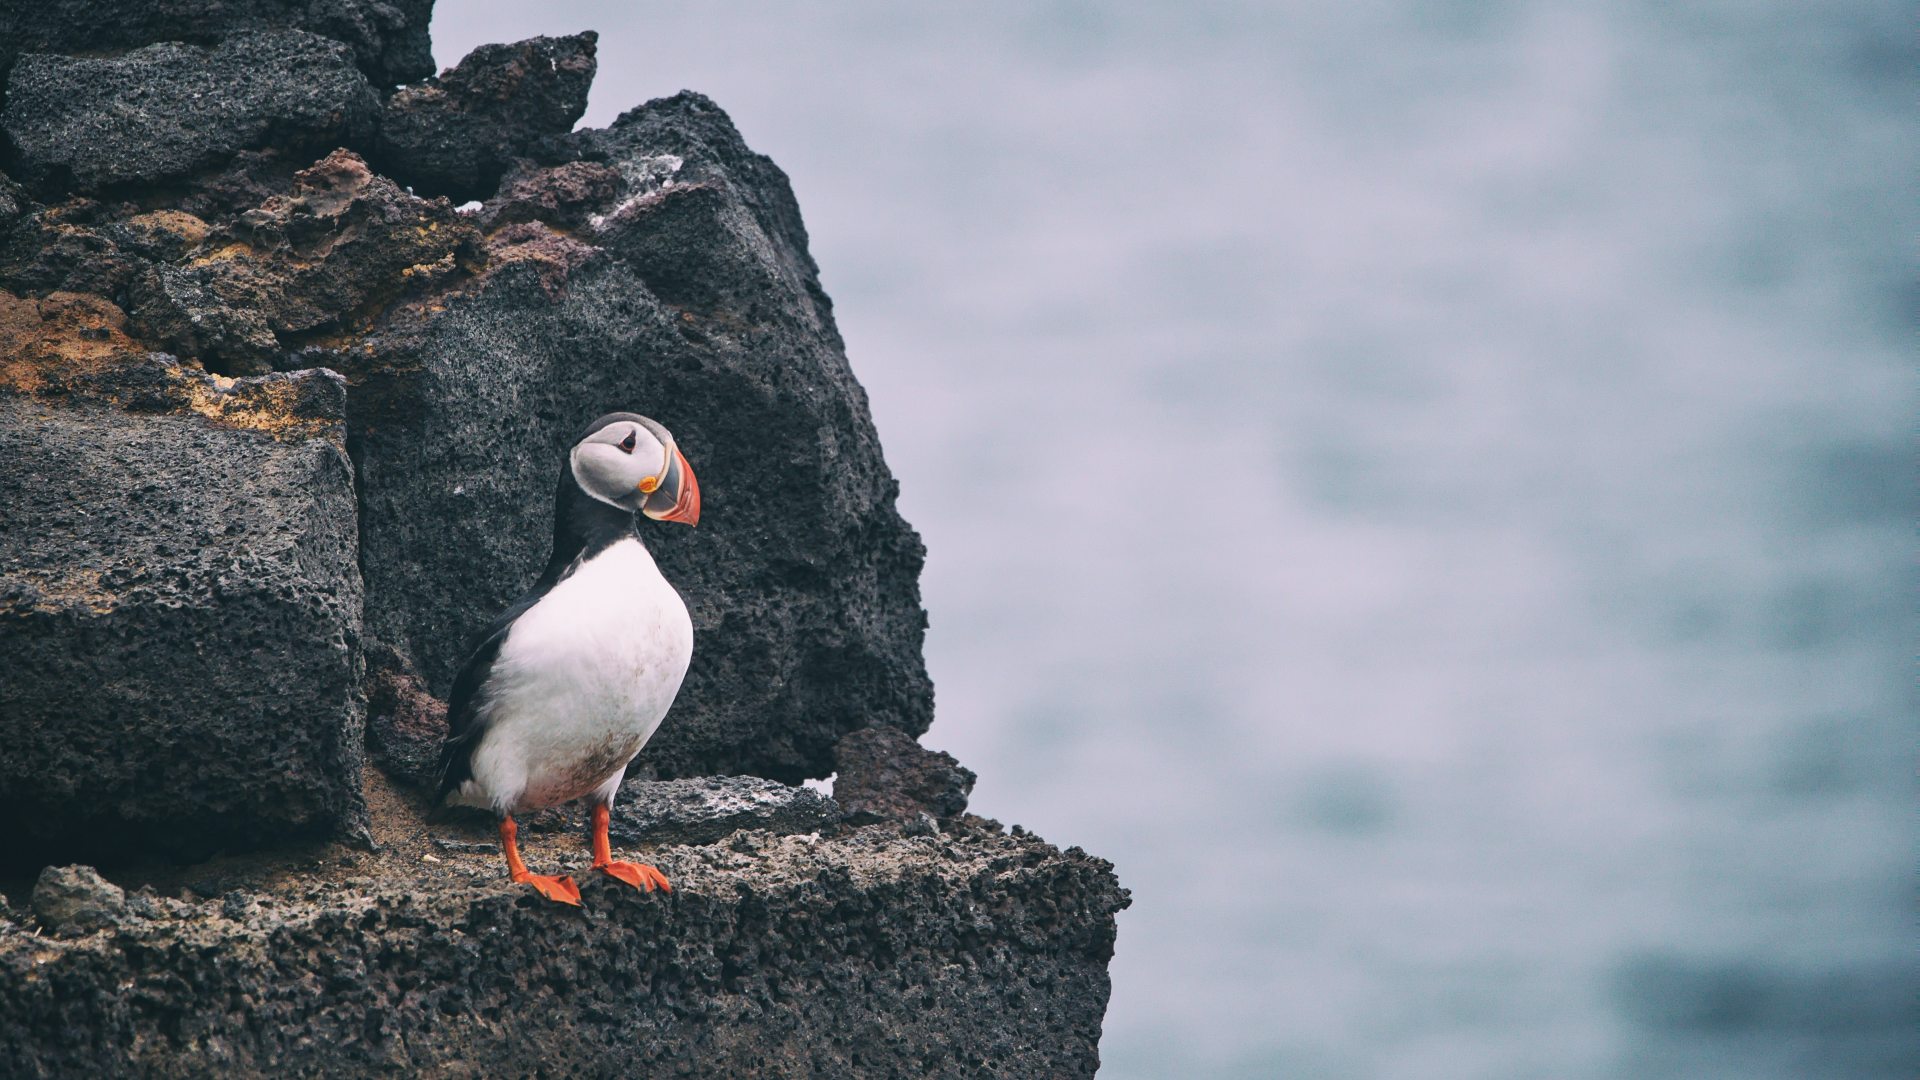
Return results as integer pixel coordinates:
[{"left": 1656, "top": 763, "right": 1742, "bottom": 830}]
[{"left": 595, "top": 860, "right": 672, "bottom": 893}]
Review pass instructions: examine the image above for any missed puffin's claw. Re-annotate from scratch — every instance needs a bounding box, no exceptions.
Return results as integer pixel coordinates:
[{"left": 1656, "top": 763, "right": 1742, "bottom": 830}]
[
  {"left": 517, "top": 872, "right": 583, "bottom": 906},
  {"left": 596, "top": 860, "right": 672, "bottom": 893}
]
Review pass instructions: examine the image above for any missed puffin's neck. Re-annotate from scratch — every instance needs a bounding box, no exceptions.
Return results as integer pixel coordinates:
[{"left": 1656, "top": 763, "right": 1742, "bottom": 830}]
[{"left": 540, "top": 472, "right": 641, "bottom": 586}]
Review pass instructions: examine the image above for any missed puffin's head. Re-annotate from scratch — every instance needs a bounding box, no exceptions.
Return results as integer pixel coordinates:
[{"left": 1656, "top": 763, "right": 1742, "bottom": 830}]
[{"left": 569, "top": 412, "right": 701, "bottom": 526}]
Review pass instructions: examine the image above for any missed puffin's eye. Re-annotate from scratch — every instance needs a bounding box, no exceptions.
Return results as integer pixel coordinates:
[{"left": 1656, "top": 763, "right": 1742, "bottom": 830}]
[{"left": 619, "top": 431, "right": 637, "bottom": 454}]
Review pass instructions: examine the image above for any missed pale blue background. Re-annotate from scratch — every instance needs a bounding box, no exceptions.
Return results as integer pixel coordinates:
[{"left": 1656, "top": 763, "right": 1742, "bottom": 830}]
[{"left": 437, "top": 5, "right": 1914, "bottom": 1076}]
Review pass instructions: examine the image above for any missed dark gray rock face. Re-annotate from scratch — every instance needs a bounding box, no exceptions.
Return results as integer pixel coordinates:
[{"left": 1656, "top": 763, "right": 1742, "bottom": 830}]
[
  {"left": 374, "top": 33, "right": 598, "bottom": 202},
  {"left": 28, "top": 865, "right": 126, "bottom": 937},
  {"left": 0, "top": 824, "right": 1128, "bottom": 1078},
  {"left": 2, "top": 32, "right": 379, "bottom": 195},
  {"left": 609, "top": 776, "right": 841, "bottom": 846},
  {"left": 835, "top": 724, "right": 977, "bottom": 822},
  {"left": 574, "top": 94, "right": 836, "bottom": 317},
  {"left": 352, "top": 92, "right": 934, "bottom": 782},
  {"left": 0, "top": 0, "right": 435, "bottom": 88},
  {"left": 0, "top": 367, "right": 365, "bottom": 868}
]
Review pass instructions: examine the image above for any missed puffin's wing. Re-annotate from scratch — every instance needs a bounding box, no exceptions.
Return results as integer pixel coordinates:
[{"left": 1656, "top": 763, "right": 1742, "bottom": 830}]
[
  {"left": 433, "top": 607, "right": 523, "bottom": 804},
  {"left": 433, "top": 552, "right": 586, "bottom": 804}
]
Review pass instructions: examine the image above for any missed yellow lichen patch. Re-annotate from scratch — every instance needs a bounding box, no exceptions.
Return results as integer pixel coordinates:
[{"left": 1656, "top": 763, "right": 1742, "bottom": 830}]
[
  {"left": 485, "top": 222, "right": 591, "bottom": 245},
  {"left": 290, "top": 328, "right": 368, "bottom": 352},
  {"left": 124, "top": 210, "right": 211, "bottom": 249},
  {"left": 0, "top": 293, "right": 339, "bottom": 442},
  {"left": 399, "top": 253, "right": 458, "bottom": 279},
  {"left": 189, "top": 242, "right": 257, "bottom": 267},
  {"left": 181, "top": 376, "right": 337, "bottom": 441},
  {"left": 0, "top": 290, "right": 143, "bottom": 393}
]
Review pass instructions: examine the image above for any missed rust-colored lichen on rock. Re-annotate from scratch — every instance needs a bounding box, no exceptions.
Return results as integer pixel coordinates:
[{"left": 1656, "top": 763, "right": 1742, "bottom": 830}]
[
  {"left": 0, "top": 295, "right": 342, "bottom": 443},
  {"left": 186, "top": 241, "right": 261, "bottom": 268},
  {"left": 482, "top": 220, "right": 598, "bottom": 299},
  {"left": 179, "top": 371, "right": 344, "bottom": 442},
  {"left": 120, "top": 210, "right": 211, "bottom": 254},
  {"left": 129, "top": 150, "right": 486, "bottom": 375},
  {"left": 480, "top": 159, "right": 623, "bottom": 231},
  {"left": 0, "top": 290, "right": 144, "bottom": 393}
]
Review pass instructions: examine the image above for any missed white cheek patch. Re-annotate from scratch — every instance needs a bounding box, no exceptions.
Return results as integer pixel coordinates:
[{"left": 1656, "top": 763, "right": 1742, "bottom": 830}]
[
  {"left": 639, "top": 443, "right": 672, "bottom": 493},
  {"left": 571, "top": 445, "right": 638, "bottom": 509}
]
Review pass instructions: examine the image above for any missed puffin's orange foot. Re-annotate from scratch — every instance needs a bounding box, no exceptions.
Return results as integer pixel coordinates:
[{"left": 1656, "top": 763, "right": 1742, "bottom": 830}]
[
  {"left": 596, "top": 860, "right": 672, "bottom": 893},
  {"left": 514, "top": 872, "right": 582, "bottom": 906}
]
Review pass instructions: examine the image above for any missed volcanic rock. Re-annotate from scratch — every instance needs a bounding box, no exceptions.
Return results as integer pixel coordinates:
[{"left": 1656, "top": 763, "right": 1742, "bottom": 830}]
[
  {"left": 362, "top": 646, "right": 448, "bottom": 788},
  {"left": 0, "top": 289, "right": 146, "bottom": 386},
  {"left": 0, "top": 198, "right": 129, "bottom": 300},
  {"left": 0, "top": 0, "right": 435, "bottom": 88},
  {"left": 2, "top": 32, "right": 379, "bottom": 196},
  {"left": 0, "top": 171, "right": 22, "bottom": 228},
  {"left": 0, "top": 364, "right": 365, "bottom": 869},
  {"left": 834, "top": 724, "right": 978, "bottom": 822},
  {"left": 374, "top": 33, "right": 598, "bottom": 203},
  {"left": 126, "top": 149, "right": 482, "bottom": 374},
  {"left": 608, "top": 776, "right": 842, "bottom": 847},
  {"left": 28, "top": 865, "right": 126, "bottom": 937},
  {"left": 0, "top": 8, "right": 1126, "bottom": 1073},
  {"left": 0, "top": 822, "right": 1127, "bottom": 1077},
  {"left": 575, "top": 93, "right": 831, "bottom": 316},
  {"left": 479, "top": 158, "right": 623, "bottom": 231}
]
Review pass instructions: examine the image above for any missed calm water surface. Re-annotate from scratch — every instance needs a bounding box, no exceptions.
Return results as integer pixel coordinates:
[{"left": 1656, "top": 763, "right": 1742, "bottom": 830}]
[{"left": 439, "top": 4, "right": 1914, "bottom": 1075}]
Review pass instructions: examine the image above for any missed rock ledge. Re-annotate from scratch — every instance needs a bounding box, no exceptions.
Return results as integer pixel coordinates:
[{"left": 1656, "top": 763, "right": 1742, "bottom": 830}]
[{"left": 0, "top": 821, "right": 1127, "bottom": 1078}]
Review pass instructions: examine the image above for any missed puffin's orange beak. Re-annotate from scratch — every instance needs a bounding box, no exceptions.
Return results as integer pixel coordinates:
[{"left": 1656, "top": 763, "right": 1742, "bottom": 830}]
[{"left": 641, "top": 444, "right": 700, "bottom": 527}]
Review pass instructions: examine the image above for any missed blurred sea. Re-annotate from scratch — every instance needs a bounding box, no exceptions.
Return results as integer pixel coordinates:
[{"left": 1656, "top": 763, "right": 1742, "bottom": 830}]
[{"left": 440, "top": 4, "right": 1915, "bottom": 1076}]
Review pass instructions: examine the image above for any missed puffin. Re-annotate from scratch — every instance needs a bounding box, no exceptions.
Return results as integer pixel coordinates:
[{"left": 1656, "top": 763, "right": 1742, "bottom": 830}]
[{"left": 435, "top": 412, "right": 701, "bottom": 906}]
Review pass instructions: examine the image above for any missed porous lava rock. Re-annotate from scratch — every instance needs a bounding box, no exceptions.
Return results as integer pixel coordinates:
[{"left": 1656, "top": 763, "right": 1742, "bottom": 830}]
[
  {"left": 127, "top": 149, "right": 482, "bottom": 374},
  {"left": 0, "top": 289, "right": 147, "bottom": 387},
  {"left": 362, "top": 646, "right": 448, "bottom": 787},
  {"left": 479, "top": 158, "right": 623, "bottom": 231},
  {"left": 1, "top": 31, "right": 379, "bottom": 196},
  {"left": 573, "top": 94, "right": 835, "bottom": 316},
  {"left": 608, "top": 775, "right": 842, "bottom": 847},
  {"left": 374, "top": 32, "right": 598, "bottom": 202},
  {"left": 351, "top": 91, "right": 933, "bottom": 782},
  {"left": 0, "top": 196, "right": 162, "bottom": 301},
  {"left": 0, "top": 822, "right": 1127, "bottom": 1078},
  {"left": 0, "top": 0, "right": 435, "bottom": 89},
  {"left": 0, "top": 364, "right": 365, "bottom": 869},
  {"left": 28, "top": 865, "right": 127, "bottom": 938},
  {"left": 834, "top": 724, "right": 978, "bottom": 822}
]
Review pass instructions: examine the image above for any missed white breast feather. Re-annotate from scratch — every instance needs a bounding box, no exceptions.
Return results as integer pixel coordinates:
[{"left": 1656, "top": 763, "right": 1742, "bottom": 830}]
[{"left": 454, "top": 538, "right": 693, "bottom": 813}]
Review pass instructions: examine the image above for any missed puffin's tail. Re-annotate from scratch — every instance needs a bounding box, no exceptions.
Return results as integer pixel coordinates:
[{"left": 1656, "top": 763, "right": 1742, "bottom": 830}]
[{"left": 427, "top": 737, "right": 467, "bottom": 818}]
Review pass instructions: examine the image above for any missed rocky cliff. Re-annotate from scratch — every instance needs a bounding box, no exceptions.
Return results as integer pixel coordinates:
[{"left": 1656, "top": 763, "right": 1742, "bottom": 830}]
[{"left": 0, "top": 5, "right": 1125, "bottom": 1075}]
